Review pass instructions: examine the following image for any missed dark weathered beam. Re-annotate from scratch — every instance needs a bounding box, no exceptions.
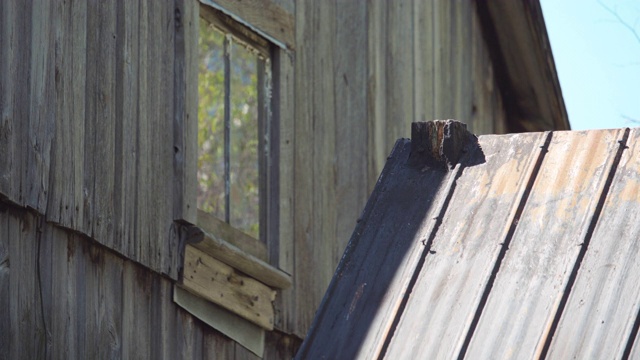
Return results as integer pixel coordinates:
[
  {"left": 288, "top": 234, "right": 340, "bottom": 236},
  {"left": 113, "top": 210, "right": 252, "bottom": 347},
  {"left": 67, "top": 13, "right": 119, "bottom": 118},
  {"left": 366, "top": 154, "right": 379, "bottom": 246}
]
[{"left": 476, "top": 0, "right": 570, "bottom": 132}]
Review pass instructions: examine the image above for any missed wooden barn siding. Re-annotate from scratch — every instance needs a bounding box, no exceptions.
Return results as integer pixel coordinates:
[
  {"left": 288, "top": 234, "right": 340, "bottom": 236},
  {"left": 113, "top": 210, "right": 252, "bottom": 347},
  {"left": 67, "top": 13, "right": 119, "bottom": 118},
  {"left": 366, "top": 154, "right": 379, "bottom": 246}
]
[
  {"left": 0, "top": 0, "right": 198, "bottom": 279},
  {"left": 0, "top": 206, "right": 300, "bottom": 360},
  {"left": 287, "top": 0, "right": 507, "bottom": 337}
]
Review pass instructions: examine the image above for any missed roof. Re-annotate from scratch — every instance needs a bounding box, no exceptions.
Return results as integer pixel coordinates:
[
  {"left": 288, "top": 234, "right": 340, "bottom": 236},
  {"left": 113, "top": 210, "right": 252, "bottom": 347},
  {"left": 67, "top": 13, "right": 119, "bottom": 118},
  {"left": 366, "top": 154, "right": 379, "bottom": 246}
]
[{"left": 296, "top": 120, "right": 640, "bottom": 359}]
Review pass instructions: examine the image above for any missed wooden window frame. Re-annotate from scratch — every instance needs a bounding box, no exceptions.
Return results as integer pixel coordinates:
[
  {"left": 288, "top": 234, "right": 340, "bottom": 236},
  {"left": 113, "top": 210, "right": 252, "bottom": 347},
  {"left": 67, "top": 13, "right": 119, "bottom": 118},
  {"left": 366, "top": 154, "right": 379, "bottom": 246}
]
[
  {"left": 176, "top": 2, "right": 294, "bottom": 354},
  {"left": 198, "top": 4, "right": 278, "bottom": 250}
]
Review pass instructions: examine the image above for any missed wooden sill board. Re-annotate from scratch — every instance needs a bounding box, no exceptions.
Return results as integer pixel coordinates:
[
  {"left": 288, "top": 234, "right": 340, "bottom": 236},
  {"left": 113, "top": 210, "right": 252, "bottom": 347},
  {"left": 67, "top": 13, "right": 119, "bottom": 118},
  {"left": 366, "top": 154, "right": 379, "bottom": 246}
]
[
  {"left": 183, "top": 245, "right": 276, "bottom": 330},
  {"left": 187, "top": 225, "right": 292, "bottom": 290}
]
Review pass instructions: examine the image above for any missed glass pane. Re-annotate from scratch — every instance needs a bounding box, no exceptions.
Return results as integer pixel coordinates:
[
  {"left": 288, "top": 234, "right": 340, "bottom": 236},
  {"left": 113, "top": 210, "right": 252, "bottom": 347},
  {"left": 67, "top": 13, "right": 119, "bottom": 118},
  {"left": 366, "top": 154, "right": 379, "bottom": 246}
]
[
  {"left": 197, "top": 19, "right": 226, "bottom": 220},
  {"left": 229, "top": 40, "right": 260, "bottom": 238}
]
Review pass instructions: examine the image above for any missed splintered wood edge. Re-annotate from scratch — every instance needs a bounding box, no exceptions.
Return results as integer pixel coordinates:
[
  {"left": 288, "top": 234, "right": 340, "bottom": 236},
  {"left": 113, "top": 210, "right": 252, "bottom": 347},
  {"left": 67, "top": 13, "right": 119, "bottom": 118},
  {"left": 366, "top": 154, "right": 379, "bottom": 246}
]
[
  {"left": 183, "top": 245, "right": 276, "bottom": 330},
  {"left": 187, "top": 225, "right": 292, "bottom": 289}
]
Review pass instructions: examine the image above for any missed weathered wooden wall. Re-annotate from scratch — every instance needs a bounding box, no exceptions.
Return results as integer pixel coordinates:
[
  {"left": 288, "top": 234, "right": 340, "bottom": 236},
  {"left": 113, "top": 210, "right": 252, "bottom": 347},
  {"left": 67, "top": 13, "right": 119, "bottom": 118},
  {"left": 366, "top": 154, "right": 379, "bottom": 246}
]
[
  {"left": 0, "top": 205, "right": 300, "bottom": 360},
  {"left": 1, "top": 0, "right": 532, "bottom": 356},
  {"left": 0, "top": 0, "right": 198, "bottom": 279},
  {"left": 284, "top": 0, "right": 507, "bottom": 338}
]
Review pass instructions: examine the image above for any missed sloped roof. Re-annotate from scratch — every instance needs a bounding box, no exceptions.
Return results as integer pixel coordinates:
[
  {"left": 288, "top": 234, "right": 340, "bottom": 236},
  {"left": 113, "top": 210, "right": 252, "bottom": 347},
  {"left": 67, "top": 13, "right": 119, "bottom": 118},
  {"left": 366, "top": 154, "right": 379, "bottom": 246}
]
[{"left": 296, "top": 121, "right": 640, "bottom": 359}]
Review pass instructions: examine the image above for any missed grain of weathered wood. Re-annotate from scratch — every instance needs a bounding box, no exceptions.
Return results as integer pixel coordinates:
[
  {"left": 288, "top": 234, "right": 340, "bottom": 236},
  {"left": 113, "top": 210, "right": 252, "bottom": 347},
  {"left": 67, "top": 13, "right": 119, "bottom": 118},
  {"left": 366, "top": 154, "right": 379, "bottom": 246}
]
[
  {"left": 386, "top": 0, "right": 413, "bottom": 145},
  {"left": 50, "top": 226, "right": 79, "bottom": 359},
  {"left": 0, "top": 211, "right": 10, "bottom": 357},
  {"left": 82, "top": 239, "right": 123, "bottom": 359},
  {"left": 46, "top": 0, "right": 88, "bottom": 232},
  {"left": 481, "top": 1, "right": 569, "bottom": 132},
  {"left": 134, "top": 0, "right": 151, "bottom": 271},
  {"left": 273, "top": 47, "right": 294, "bottom": 274},
  {"left": 296, "top": 140, "right": 458, "bottom": 359},
  {"left": 26, "top": 0, "right": 55, "bottom": 213},
  {"left": 156, "top": 277, "right": 180, "bottom": 360},
  {"left": 176, "top": 306, "right": 205, "bottom": 360},
  {"left": 122, "top": 262, "right": 153, "bottom": 359},
  {"left": 366, "top": 0, "right": 389, "bottom": 181},
  {"left": 291, "top": 0, "right": 318, "bottom": 337},
  {"left": 466, "top": 129, "right": 626, "bottom": 359},
  {"left": 202, "top": 325, "right": 235, "bottom": 359},
  {"left": 0, "top": 0, "right": 29, "bottom": 208},
  {"left": 272, "top": 46, "right": 296, "bottom": 334},
  {"left": 175, "top": 285, "right": 266, "bottom": 356},
  {"left": 183, "top": 245, "right": 276, "bottom": 330},
  {"left": 197, "top": 209, "right": 267, "bottom": 261},
  {"left": 8, "top": 211, "right": 47, "bottom": 360},
  {"left": 91, "top": 0, "right": 117, "bottom": 250},
  {"left": 38, "top": 215, "right": 54, "bottom": 357},
  {"left": 114, "top": 0, "right": 139, "bottom": 259},
  {"left": 383, "top": 132, "right": 547, "bottom": 359},
  {"left": 263, "top": 331, "right": 303, "bottom": 360},
  {"left": 174, "top": 0, "right": 199, "bottom": 226},
  {"left": 312, "top": 0, "right": 338, "bottom": 328},
  {"left": 200, "top": 0, "right": 294, "bottom": 49},
  {"left": 189, "top": 227, "right": 291, "bottom": 289},
  {"left": 546, "top": 128, "right": 640, "bottom": 359},
  {"left": 1, "top": 204, "right": 295, "bottom": 360}
]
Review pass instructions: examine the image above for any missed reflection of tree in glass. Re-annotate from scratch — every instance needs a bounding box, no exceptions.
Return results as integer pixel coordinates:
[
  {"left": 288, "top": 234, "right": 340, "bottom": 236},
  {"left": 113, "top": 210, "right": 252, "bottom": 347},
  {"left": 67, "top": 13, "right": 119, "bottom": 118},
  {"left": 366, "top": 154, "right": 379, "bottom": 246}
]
[{"left": 198, "top": 19, "right": 261, "bottom": 239}]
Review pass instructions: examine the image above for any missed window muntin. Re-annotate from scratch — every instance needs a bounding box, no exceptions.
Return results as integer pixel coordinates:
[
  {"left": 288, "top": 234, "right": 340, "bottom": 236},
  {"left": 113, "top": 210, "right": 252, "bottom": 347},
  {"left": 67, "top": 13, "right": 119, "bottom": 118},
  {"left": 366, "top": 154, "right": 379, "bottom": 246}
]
[{"left": 197, "top": 17, "right": 271, "bottom": 240}]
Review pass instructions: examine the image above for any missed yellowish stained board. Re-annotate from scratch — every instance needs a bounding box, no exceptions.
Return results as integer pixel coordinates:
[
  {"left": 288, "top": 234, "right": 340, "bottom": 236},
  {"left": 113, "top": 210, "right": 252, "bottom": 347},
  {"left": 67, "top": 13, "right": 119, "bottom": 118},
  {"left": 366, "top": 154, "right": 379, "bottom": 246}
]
[{"left": 182, "top": 245, "right": 276, "bottom": 330}]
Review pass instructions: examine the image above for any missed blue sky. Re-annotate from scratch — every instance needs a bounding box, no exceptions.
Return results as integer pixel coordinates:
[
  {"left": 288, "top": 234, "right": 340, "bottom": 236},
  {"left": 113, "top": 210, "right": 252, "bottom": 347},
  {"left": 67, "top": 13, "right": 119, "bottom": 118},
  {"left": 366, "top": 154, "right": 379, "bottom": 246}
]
[{"left": 540, "top": 0, "right": 640, "bottom": 130}]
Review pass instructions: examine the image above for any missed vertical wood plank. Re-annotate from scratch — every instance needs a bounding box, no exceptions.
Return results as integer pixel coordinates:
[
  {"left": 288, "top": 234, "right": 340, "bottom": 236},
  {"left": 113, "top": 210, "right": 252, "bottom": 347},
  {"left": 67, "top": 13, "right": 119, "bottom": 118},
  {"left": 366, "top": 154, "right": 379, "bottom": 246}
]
[
  {"left": 334, "top": 0, "right": 368, "bottom": 265},
  {"left": 122, "top": 262, "right": 152, "bottom": 359},
  {"left": 272, "top": 49, "right": 295, "bottom": 333},
  {"left": 202, "top": 326, "right": 235, "bottom": 359},
  {"left": 152, "top": 277, "right": 179, "bottom": 360},
  {"left": 114, "top": 0, "right": 140, "bottom": 259},
  {"left": 413, "top": 0, "right": 433, "bottom": 125},
  {"left": 176, "top": 307, "right": 204, "bottom": 360},
  {"left": 8, "top": 211, "right": 46, "bottom": 359},
  {"left": 385, "top": 0, "right": 413, "bottom": 145},
  {"left": 173, "top": 0, "right": 198, "bottom": 226},
  {"left": 91, "top": 0, "right": 117, "bottom": 251},
  {"left": 47, "top": 0, "right": 88, "bottom": 232},
  {"left": 291, "top": 0, "right": 313, "bottom": 338},
  {"left": 292, "top": 0, "right": 339, "bottom": 337},
  {"left": 50, "top": 229, "right": 79, "bottom": 359},
  {"left": 0, "top": 0, "right": 31, "bottom": 207},
  {"left": 82, "top": 240, "right": 123, "bottom": 359},
  {"left": 135, "top": 0, "right": 151, "bottom": 270},
  {"left": 366, "top": 0, "right": 389, "bottom": 183},
  {"left": 26, "top": 0, "right": 55, "bottom": 213},
  {"left": 0, "top": 211, "right": 10, "bottom": 356}
]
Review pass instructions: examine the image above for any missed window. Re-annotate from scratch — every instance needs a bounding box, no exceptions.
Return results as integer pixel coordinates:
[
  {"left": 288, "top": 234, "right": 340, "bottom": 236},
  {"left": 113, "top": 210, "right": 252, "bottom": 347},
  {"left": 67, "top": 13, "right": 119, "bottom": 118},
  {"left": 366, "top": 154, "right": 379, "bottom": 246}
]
[{"left": 197, "top": 10, "right": 273, "bottom": 241}]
